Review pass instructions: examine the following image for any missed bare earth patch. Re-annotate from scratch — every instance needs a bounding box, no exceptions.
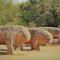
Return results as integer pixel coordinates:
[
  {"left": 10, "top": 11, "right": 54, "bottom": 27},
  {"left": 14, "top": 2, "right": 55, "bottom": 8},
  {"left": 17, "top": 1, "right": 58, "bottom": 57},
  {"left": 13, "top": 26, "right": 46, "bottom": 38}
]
[{"left": 0, "top": 45, "right": 60, "bottom": 60}]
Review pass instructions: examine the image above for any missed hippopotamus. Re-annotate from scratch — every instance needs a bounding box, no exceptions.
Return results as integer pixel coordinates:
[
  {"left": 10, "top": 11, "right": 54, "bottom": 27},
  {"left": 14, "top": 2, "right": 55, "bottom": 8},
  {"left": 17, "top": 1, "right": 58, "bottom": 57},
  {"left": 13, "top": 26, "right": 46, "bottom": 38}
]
[
  {"left": 0, "top": 25, "right": 31, "bottom": 54},
  {"left": 40, "top": 27, "right": 60, "bottom": 44},
  {"left": 27, "top": 28, "right": 53, "bottom": 50},
  {"left": 40, "top": 27, "right": 60, "bottom": 38}
]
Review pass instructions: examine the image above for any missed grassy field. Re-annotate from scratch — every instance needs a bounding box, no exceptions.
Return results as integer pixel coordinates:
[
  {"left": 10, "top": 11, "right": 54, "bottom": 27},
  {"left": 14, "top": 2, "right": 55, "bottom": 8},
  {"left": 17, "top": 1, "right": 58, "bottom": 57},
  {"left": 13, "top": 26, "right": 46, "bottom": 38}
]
[{"left": 0, "top": 45, "right": 60, "bottom": 60}]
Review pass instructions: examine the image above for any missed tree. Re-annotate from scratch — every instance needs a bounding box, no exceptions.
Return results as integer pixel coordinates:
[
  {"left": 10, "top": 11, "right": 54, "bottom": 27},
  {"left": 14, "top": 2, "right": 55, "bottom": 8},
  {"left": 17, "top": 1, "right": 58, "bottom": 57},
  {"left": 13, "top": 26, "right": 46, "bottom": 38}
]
[
  {"left": 19, "top": 0, "right": 49, "bottom": 27},
  {"left": 46, "top": 0, "right": 60, "bottom": 27},
  {"left": 0, "top": 0, "right": 20, "bottom": 25}
]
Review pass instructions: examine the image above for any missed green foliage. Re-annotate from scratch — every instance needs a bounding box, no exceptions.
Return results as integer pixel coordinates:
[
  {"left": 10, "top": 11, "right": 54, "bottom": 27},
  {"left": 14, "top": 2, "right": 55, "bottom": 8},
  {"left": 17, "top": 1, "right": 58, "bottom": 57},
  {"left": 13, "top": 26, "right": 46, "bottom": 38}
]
[
  {"left": 0, "top": 0, "right": 20, "bottom": 25},
  {"left": 0, "top": 0, "right": 60, "bottom": 27},
  {"left": 19, "top": 0, "right": 60, "bottom": 27}
]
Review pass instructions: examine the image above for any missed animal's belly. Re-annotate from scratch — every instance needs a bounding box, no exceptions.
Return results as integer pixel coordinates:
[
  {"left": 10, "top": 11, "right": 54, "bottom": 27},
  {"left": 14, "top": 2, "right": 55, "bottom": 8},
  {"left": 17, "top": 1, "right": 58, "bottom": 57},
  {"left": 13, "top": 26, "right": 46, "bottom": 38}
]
[
  {"left": 14, "top": 34, "right": 27, "bottom": 49},
  {"left": 0, "top": 34, "right": 6, "bottom": 45},
  {"left": 0, "top": 39, "right": 6, "bottom": 45}
]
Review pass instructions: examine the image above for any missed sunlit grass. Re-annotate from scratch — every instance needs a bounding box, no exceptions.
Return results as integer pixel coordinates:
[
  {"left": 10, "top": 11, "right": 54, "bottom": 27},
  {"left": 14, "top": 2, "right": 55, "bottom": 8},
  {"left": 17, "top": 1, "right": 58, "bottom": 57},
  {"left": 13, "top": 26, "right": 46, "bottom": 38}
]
[{"left": 0, "top": 45, "right": 60, "bottom": 60}]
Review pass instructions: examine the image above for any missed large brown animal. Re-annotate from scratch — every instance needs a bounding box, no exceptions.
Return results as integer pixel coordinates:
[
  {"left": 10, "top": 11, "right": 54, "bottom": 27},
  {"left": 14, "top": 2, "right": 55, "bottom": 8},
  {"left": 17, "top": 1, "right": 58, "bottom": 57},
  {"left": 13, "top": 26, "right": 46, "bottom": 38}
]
[
  {"left": 0, "top": 25, "right": 31, "bottom": 54},
  {"left": 27, "top": 28, "right": 53, "bottom": 50},
  {"left": 40, "top": 27, "right": 60, "bottom": 38},
  {"left": 40, "top": 27, "right": 60, "bottom": 44}
]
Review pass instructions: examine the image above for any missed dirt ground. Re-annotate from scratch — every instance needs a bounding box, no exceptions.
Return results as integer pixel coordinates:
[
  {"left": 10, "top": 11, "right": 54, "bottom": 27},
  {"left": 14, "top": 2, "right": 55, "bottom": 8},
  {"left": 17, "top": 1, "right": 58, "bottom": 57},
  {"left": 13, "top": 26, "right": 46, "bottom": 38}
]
[{"left": 0, "top": 45, "right": 60, "bottom": 60}]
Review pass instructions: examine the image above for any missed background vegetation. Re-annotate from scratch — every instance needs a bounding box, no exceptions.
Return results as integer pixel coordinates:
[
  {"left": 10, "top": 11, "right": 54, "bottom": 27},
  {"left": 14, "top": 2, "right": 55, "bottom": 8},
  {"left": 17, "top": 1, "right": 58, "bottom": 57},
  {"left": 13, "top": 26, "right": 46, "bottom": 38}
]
[{"left": 0, "top": 0, "right": 60, "bottom": 27}]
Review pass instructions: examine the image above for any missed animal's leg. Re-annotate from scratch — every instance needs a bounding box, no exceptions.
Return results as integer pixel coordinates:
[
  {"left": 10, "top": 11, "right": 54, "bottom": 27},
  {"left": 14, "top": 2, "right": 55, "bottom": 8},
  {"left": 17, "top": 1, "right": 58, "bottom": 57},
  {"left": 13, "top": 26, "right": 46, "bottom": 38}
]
[
  {"left": 7, "top": 39, "right": 14, "bottom": 55},
  {"left": 37, "top": 44, "right": 40, "bottom": 51},
  {"left": 6, "top": 31, "right": 14, "bottom": 55},
  {"left": 31, "top": 40, "right": 40, "bottom": 50}
]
